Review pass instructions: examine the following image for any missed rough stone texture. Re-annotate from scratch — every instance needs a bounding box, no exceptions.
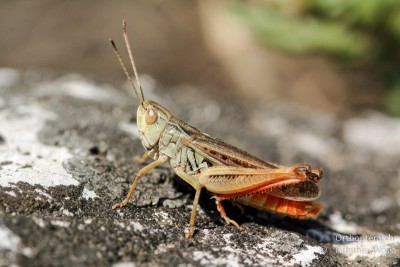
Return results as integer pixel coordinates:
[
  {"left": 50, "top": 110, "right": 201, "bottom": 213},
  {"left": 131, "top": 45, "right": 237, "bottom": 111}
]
[{"left": 0, "top": 69, "right": 400, "bottom": 266}]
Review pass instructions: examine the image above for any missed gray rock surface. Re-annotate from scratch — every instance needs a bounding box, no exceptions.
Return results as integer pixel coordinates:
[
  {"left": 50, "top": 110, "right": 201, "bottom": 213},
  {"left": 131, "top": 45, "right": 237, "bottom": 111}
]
[{"left": 0, "top": 69, "right": 399, "bottom": 266}]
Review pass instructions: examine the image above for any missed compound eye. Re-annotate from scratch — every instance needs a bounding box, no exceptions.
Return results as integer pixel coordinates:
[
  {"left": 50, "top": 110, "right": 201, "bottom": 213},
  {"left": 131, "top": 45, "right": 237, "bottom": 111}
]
[{"left": 145, "top": 107, "right": 158, "bottom": 125}]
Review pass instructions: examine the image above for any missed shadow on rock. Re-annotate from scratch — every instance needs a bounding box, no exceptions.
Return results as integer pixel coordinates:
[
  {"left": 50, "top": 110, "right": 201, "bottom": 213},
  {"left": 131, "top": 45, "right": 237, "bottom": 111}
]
[{"left": 171, "top": 175, "right": 361, "bottom": 245}]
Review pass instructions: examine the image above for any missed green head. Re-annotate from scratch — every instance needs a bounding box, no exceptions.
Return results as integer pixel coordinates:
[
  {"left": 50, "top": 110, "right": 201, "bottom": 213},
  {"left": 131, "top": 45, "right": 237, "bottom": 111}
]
[
  {"left": 110, "top": 21, "right": 172, "bottom": 150},
  {"left": 137, "top": 100, "right": 171, "bottom": 150}
]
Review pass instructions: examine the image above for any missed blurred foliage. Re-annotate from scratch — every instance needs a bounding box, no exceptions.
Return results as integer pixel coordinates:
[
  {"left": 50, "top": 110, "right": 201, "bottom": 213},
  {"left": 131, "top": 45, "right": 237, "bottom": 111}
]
[
  {"left": 232, "top": 0, "right": 400, "bottom": 115},
  {"left": 231, "top": 2, "right": 369, "bottom": 58},
  {"left": 386, "top": 86, "right": 400, "bottom": 115}
]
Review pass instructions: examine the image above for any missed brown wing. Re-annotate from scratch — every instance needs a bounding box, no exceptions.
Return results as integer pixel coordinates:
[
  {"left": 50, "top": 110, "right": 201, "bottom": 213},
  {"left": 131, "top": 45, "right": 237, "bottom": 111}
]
[{"left": 169, "top": 116, "right": 279, "bottom": 169}]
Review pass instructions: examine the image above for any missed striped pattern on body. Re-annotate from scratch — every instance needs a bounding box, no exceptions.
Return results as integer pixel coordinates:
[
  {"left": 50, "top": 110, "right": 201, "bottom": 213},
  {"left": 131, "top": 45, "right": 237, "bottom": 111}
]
[{"left": 236, "top": 193, "right": 321, "bottom": 219}]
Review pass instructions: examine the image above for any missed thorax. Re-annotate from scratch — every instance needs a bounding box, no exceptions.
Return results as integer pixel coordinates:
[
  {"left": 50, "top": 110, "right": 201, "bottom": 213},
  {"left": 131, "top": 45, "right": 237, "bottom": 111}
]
[{"left": 158, "top": 124, "right": 210, "bottom": 175}]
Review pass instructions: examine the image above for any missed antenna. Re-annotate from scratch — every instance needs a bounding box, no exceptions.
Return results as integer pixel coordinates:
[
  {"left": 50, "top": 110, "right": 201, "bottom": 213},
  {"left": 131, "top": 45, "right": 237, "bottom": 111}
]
[
  {"left": 109, "top": 20, "right": 144, "bottom": 102},
  {"left": 122, "top": 19, "right": 145, "bottom": 101},
  {"left": 110, "top": 39, "right": 141, "bottom": 101}
]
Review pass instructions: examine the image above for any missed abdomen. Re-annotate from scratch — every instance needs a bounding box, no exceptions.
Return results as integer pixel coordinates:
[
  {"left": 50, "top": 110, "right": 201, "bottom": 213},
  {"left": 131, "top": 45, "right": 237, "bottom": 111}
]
[{"left": 236, "top": 193, "right": 321, "bottom": 219}]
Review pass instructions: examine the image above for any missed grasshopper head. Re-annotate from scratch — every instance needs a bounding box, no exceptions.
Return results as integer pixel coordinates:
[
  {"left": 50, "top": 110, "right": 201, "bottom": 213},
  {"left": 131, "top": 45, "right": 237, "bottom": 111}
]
[
  {"left": 110, "top": 22, "right": 171, "bottom": 151},
  {"left": 137, "top": 100, "right": 171, "bottom": 150}
]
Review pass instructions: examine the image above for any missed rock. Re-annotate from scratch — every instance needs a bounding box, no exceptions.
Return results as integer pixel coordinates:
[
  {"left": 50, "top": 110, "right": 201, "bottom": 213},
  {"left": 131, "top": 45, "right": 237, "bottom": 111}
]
[
  {"left": 0, "top": 134, "right": 5, "bottom": 145},
  {"left": 0, "top": 70, "right": 399, "bottom": 266}
]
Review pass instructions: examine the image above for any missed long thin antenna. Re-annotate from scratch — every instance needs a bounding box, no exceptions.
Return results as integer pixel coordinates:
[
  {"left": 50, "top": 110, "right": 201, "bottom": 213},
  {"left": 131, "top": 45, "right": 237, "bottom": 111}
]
[
  {"left": 122, "top": 19, "right": 145, "bottom": 101},
  {"left": 109, "top": 38, "right": 141, "bottom": 101}
]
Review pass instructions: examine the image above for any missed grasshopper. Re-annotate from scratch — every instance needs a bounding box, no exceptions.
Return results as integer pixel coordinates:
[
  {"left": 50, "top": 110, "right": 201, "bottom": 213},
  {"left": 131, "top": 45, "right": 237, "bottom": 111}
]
[{"left": 110, "top": 20, "right": 323, "bottom": 239}]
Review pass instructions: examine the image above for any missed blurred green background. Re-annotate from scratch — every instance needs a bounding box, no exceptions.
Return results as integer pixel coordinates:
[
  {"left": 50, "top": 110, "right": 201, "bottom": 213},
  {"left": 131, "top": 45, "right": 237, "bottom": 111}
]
[
  {"left": 233, "top": 0, "right": 400, "bottom": 115},
  {"left": 0, "top": 0, "right": 399, "bottom": 115}
]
